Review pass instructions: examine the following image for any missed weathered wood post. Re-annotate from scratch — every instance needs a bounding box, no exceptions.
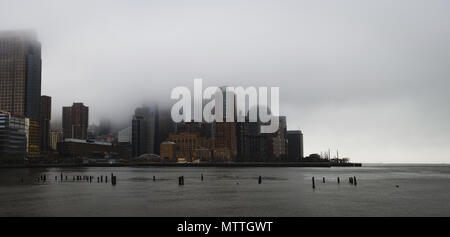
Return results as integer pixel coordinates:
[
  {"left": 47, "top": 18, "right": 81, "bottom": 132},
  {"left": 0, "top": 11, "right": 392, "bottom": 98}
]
[
  {"left": 322, "top": 177, "right": 325, "bottom": 183},
  {"left": 112, "top": 175, "right": 116, "bottom": 185},
  {"left": 337, "top": 177, "right": 340, "bottom": 184},
  {"left": 153, "top": 176, "right": 156, "bottom": 181},
  {"left": 258, "top": 176, "right": 262, "bottom": 184},
  {"left": 201, "top": 174, "right": 203, "bottom": 181},
  {"left": 312, "top": 177, "right": 315, "bottom": 189},
  {"left": 353, "top": 176, "right": 357, "bottom": 186}
]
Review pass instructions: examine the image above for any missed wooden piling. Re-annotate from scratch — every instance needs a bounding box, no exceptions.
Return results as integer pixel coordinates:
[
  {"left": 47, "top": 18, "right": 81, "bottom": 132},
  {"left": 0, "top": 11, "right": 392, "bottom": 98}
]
[
  {"left": 353, "top": 176, "right": 357, "bottom": 186},
  {"left": 258, "top": 176, "right": 262, "bottom": 184},
  {"left": 111, "top": 175, "right": 116, "bottom": 185},
  {"left": 201, "top": 174, "right": 203, "bottom": 181},
  {"left": 322, "top": 177, "right": 325, "bottom": 183},
  {"left": 312, "top": 177, "right": 315, "bottom": 189},
  {"left": 337, "top": 177, "right": 340, "bottom": 184}
]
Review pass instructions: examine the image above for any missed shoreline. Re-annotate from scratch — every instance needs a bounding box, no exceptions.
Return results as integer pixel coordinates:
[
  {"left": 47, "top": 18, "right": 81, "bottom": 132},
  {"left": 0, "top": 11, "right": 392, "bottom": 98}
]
[{"left": 0, "top": 162, "right": 362, "bottom": 169}]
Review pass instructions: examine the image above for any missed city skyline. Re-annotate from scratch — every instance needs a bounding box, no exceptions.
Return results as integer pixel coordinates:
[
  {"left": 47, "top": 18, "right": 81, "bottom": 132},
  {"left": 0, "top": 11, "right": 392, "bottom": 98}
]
[{"left": 1, "top": 0, "right": 449, "bottom": 163}]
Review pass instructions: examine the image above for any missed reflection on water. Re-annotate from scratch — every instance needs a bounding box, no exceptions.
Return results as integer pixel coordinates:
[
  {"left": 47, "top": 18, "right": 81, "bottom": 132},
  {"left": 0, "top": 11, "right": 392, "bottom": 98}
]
[{"left": 0, "top": 165, "right": 449, "bottom": 216}]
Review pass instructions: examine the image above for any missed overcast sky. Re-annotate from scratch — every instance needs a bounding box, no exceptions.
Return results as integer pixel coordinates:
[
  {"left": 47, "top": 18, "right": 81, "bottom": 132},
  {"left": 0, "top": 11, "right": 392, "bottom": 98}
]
[{"left": 1, "top": 0, "right": 449, "bottom": 163}]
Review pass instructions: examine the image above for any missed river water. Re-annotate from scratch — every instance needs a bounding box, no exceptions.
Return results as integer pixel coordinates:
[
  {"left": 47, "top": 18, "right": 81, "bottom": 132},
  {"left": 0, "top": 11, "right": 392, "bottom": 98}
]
[{"left": 0, "top": 165, "right": 449, "bottom": 216}]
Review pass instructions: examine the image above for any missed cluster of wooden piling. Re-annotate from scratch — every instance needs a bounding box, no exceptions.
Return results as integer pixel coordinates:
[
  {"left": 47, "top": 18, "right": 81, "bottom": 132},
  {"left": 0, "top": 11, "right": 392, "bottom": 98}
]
[
  {"left": 312, "top": 176, "right": 358, "bottom": 189},
  {"left": 31, "top": 172, "right": 117, "bottom": 186},
  {"left": 349, "top": 176, "right": 357, "bottom": 186},
  {"left": 29, "top": 172, "right": 359, "bottom": 190}
]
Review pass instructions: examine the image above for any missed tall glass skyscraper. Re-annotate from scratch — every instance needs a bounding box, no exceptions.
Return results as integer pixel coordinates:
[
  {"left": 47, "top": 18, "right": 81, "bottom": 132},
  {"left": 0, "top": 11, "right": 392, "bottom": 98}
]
[{"left": 0, "top": 31, "right": 42, "bottom": 120}]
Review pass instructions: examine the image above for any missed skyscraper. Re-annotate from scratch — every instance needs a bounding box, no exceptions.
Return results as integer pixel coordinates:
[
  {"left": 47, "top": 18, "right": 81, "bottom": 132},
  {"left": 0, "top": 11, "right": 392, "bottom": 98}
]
[
  {"left": 272, "top": 116, "right": 287, "bottom": 159},
  {"left": 132, "top": 106, "right": 156, "bottom": 157},
  {"left": 40, "top": 95, "right": 51, "bottom": 152},
  {"left": 62, "top": 103, "right": 89, "bottom": 140},
  {"left": 287, "top": 130, "right": 304, "bottom": 161},
  {"left": 0, "top": 31, "right": 42, "bottom": 120}
]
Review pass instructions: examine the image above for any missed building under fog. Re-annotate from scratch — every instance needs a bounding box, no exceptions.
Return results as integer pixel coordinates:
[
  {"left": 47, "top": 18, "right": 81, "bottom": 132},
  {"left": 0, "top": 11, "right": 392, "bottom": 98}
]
[
  {"left": 0, "top": 31, "right": 42, "bottom": 120},
  {"left": 132, "top": 107, "right": 156, "bottom": 157},
  {"left": 0, "top": 31, "right": 43, "bottom": 158}
]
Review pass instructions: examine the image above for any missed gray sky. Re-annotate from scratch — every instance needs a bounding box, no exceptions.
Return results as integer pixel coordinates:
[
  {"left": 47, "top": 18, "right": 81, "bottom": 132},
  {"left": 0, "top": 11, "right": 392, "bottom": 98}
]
[{"left": 1, "top": 0, "right": 449, "bottom": 163}]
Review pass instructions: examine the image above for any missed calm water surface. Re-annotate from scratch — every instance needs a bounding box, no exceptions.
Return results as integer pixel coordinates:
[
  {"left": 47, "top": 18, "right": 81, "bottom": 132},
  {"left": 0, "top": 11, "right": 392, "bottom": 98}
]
[{"left": 0, "top": 165, "right": 449, "bottom": 216}]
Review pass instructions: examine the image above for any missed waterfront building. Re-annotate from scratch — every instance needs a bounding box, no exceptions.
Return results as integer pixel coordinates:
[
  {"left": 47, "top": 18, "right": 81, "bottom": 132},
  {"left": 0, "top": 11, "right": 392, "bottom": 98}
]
[
  {"left": 57, "top": 138, "right": 125, "bottom": 158},
  {"left": 118, "top": 126, "right": 132, "bottom": 144},
  {"left": 62, "top": 103, "right": 89, "bottom": 140},
  {"left": 117, "top": 126, "right": 132, "bottom": 158},
  {"left": 27, "top": 119, "right": 40, "bottom": 157},
  {"left": 213, "top": 122, "right": 237, "bottom": 161},
  {"left": 287, "top": 130, "right": 304, "bottom": 161},
  {"left": 176, "top": 121, "right": 213, "bottom": 138},
  {"left": 0, "top": 111, "right": 27, "bottom": 160},
  {"left": 160, "top": 141, "right": 177, "bottom": 162},
  {"left": 0, "top": 31, "right": 42, "bottom": 120},
  {"left": 40, "top": 95, "right": 51, "bottom": 153},
  {"left": 236, "top": 108, "right": 281, "bottom": 162},
  {"left": 49, "top": 130, "right": 63, "bottom": 151},
  {"left": 168, "top": 132, "right": 213, "bottom": 162},
  {"left": 95, "top": 134, "right": 117, "bottom": 144}
]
